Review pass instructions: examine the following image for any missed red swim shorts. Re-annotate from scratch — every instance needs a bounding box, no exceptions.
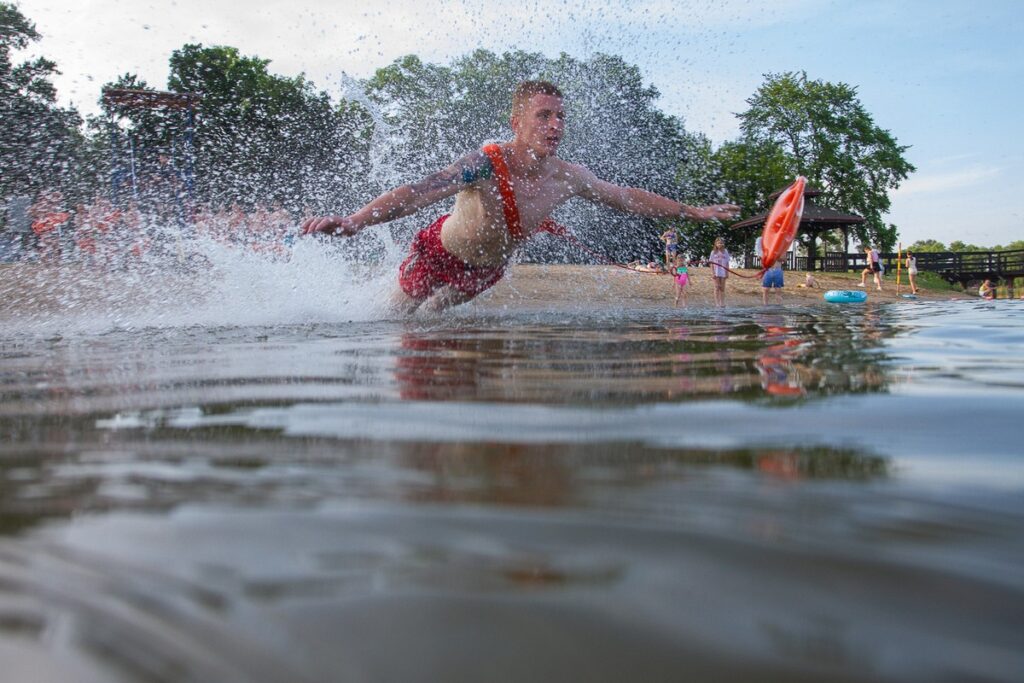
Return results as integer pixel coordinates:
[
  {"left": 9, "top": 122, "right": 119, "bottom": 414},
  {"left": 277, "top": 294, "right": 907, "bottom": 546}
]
[{"left": 398, "top": 215, "right": 506, "bottom": 301}]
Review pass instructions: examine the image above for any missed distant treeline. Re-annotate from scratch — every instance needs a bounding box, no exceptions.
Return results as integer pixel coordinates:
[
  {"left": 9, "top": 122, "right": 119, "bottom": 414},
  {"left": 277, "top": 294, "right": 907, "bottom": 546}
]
[
  {"left": 1, "top": 2, "right": 915, "bottom": 261},
  {"left": 906, "top": 239, "right": 1024, "bottom": 253}
]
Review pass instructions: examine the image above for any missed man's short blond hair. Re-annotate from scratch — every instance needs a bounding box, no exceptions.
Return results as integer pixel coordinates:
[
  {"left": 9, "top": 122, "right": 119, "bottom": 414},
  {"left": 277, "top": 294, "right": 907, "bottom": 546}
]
[{"left": 512, "top": 80, "right": 563, "bottom": 117}]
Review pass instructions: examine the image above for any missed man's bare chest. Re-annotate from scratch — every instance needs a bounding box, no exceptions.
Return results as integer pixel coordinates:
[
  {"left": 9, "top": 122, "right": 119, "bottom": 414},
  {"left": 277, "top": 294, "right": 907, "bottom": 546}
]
[{"left": 486, "top": 175, "right": 573, "bottom": 228}]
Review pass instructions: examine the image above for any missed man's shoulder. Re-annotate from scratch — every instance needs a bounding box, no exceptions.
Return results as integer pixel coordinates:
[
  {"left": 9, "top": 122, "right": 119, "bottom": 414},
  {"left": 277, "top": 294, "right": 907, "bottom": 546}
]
[
  {"left": 551, "top": 159, "right": 596, "bottom": 189},
  {"left": 556, "top": 158, "right": 588, "bottom": 174}
]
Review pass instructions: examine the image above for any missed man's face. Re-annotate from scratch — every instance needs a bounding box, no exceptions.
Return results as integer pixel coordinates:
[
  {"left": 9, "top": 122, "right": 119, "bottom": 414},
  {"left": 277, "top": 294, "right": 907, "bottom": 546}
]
[{"left": 513, "top": 94, "right": 565, "bottom": 158}]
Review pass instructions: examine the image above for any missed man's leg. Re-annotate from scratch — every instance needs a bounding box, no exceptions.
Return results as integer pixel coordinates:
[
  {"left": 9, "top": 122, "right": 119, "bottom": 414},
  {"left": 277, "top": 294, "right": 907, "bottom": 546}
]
[{"left": 386, "top": 286, "right": 423, "bottom": 316}]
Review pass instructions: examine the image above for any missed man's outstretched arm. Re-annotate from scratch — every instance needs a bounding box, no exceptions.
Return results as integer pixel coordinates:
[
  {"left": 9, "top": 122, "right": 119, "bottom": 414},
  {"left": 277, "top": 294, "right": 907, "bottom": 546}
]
[
  {"left": 572, "top": 165, "right": 740, "bottom": 222},
  {"left": 301, "top": 150, "right": 493, "bottom": 236}
]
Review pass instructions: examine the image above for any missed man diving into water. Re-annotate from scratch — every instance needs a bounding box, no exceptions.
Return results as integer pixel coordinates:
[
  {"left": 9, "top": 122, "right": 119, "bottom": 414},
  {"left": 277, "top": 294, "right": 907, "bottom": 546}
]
[{"left": 301, "top": 80, "right": 741, "bottom": 314}]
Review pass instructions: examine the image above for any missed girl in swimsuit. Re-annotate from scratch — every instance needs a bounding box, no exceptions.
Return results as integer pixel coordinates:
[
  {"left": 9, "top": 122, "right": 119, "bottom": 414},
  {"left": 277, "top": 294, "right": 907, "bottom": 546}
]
[
  {"left": 673, "top": 254, "right": 689, "bottom": 308},
  {"left": 905, "top": 251, "right": 918, "bottom": 294},
  {"left": 709, "top": 237, "right": 730, "bottom": 307}
]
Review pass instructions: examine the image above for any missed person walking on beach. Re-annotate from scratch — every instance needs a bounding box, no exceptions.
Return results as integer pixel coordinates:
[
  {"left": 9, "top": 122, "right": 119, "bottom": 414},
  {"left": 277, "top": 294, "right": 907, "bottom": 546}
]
[
  {"left": 905, "top": 250, "right": 919, "bottom": 294},
  {"left": 859, "top": 244, "right": 883, "bottom": 291},
  {"left": 301, "top": 81, "right": 739, "bottom": 314},
  {"left": 709, "top": 237, "right": 730, "bottom": 307},
  {"left": 672, "top": 254, "right": 689, "bottom": 308}
]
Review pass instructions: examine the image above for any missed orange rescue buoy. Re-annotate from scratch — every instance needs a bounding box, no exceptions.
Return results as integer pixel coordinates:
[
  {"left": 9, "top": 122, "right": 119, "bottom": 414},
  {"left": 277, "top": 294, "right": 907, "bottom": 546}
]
[{"left": 760, "top": 176, "right": 805, "bottom": 270}]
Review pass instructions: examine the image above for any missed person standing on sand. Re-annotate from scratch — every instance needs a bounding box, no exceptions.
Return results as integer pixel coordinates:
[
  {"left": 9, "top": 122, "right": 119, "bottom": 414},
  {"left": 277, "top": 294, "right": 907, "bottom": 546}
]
[
  {"left": 859, "top": 244, "right": 883, "bottom": 291},
  {"left": 661, "top": 227, "right": 679, "bottom": 269},
  {"left": 29, "top": 190, "right": 71, "bottom": 263},
  {"left": 905, "top": 251, "right": 919, "bottom": 294},
  {"left": 755, "top": 235, "right": 783, "bottom": 305},
  {"left": 709, "top": 237, "right": 730, "bottom": 307},
  {"left": 301, "top": 81, "right": 739, "bottom": 314},
  {"left": 672, "top": 254, "right": 689, "bottom": 308}
]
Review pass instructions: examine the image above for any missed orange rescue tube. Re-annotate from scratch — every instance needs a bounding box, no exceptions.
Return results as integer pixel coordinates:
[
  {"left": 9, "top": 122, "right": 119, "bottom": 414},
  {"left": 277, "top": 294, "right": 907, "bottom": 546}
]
[{"left": 760, "top": 176, "right": 805, "bottom": 270}]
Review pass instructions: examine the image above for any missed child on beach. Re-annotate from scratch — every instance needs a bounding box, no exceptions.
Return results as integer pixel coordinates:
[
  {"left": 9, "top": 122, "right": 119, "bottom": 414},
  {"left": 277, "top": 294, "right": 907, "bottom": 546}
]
[
  {"left": 301, "top": 81, "right": 740, "bottom": 314},
  {"left": 905, "top": 251, "right": 918, "bottom": 294},
  {"left": 672, "top": 255, "right": 689, "bottom": 308},
  {"left": 979, "top": 279, "right": 995, "bottom": 300},
  {"left": 709, "top": 237, "right": 730, "bottom": 307},
  {"left": 755, "top": 235, "right": 783, "bottom": 305},
  {"left": 661, "top": 228, "right": 679, "bottom": 269},
  {"left": 859, "top": 244, "right": 883, "bottom": 291}
]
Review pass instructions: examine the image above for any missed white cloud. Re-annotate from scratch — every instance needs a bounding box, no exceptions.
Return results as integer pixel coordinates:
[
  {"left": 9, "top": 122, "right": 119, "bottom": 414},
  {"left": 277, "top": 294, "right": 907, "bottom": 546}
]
[
  {"left": 19, "top": 0, "right": 823, "bottom": 117},
  {"left": 893, "top": 165, "right": 1001, "bottom": 197},
  {"left": 887, "top": 163, "right": 1022, "bottom": 246}
]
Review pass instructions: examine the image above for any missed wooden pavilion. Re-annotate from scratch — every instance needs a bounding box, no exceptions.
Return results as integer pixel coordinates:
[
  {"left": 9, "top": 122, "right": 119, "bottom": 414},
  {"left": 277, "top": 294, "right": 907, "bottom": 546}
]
[{"left": 731, "top": 185, "right": 865, "bottom": 271}]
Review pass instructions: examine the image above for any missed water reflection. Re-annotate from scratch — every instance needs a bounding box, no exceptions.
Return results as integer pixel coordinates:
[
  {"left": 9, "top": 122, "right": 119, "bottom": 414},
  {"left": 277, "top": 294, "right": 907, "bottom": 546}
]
[
  {"left": 0, "top": 310, "right": 903, "bottom": 419},
  {"left": 391, "top": 311, "right": 895, "bottom": 404},
  {"left": 0, "top": 432, "right": 891, "bottom": 537}
]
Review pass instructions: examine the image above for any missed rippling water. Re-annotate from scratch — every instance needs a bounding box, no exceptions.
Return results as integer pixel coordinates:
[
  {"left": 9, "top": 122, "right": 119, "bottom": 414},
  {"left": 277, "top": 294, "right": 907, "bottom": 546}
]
[{"left": 1, "top": 299, "right": 1022, "bottom": 682}]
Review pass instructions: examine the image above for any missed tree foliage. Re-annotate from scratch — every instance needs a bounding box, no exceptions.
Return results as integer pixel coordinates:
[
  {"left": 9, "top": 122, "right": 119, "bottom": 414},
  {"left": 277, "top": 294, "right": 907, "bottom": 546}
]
[
  {"left": 91, "top": 45, "right": 372, "bottom": 213},
  {"left": 0, "top": 2, "right": 85, "bottom": 201},
  {"left": 737, "top": 71, "right": 915, "bottom": 251},
  {"left": 709, "top": 139, "right": 791, "bottom": 256},
  {"left": 166, "top": 44, "right": 371, "bottom": 211},
  {"left": 908, "top": 238, "right": 1024, "bottom": 253}
]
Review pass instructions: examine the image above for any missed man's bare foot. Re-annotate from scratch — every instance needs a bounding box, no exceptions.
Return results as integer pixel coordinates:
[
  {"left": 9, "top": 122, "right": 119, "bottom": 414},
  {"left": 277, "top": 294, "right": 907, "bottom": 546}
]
[{"left": 386, "top": 288, "right": 422, "bottom": 317}]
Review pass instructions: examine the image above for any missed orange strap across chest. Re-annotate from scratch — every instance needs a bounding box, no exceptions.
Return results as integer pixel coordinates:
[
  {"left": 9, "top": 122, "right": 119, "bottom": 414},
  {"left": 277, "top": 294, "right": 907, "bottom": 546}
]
[{"left": 481, "top": 144, "right": 526, "bottom": 241}]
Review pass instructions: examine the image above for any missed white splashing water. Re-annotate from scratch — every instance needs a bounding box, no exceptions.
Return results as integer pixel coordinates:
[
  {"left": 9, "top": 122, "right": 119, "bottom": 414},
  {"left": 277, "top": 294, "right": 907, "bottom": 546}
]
[
  {"left": 2, "top": 77, "right": 432, "bottom": 338},
  {"left": 1, "top": 222, "right": 401, "bottom": 337}
]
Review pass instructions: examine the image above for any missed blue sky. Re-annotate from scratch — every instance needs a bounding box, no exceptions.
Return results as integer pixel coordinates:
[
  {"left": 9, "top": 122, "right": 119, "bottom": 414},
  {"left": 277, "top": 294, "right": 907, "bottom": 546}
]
[{"left": 17, "top": 0, "right": 1024, "bottom": 246}]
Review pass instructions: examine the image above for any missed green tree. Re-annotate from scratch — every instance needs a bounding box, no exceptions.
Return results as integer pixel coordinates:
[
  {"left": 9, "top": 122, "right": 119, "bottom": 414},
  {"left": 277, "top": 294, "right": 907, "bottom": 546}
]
[
  {"left": 948, "top": 240, "right": 984, "bottom": 253},
  {"left": 709, "top": 139, "right": 791, "bottom": 257},
  {"left": 907, "top": 238, "right": 947, "bottom": 253},
  {"left": 737, "top": 71, "right": 915, "bottom": 252},
  {"left": 909, "top": 239, "right": 1024, "bottom": 253},
  {"left": 0, "top": 3, "right": 85, "bottom": 202},
  {"left": 164, "top": 44, "right": 371, "bottom": 211},
  {"left": 95, "top": 44, "right": 372, "bottom": 213}
]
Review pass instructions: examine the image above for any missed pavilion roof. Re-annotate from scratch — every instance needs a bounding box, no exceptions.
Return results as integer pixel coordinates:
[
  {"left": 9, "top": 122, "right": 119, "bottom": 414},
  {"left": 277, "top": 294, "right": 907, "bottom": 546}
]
[
  {"left": 102, "top": 88, "right": 201, "bottom": 111},
  {"left": 731, "top": 185, "right": 864, "bottom": 232}
]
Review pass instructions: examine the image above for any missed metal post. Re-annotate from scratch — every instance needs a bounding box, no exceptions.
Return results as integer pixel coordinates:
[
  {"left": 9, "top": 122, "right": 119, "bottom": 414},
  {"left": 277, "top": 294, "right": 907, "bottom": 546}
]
[
  {"left": 129, "top": 137, "right": 139, "bottom": 200},
  {"left": 185, "top": 104, "right": 196, "bottom": 225},
  {"left": 108, "top": 121, "right": 119, "bottom": 202}
]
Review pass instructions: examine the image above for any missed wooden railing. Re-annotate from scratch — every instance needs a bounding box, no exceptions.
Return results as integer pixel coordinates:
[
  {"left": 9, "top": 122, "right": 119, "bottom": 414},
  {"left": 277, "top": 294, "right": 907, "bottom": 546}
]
[{"left": 745, "top": 249, "right": 1024, "bottom": 284}]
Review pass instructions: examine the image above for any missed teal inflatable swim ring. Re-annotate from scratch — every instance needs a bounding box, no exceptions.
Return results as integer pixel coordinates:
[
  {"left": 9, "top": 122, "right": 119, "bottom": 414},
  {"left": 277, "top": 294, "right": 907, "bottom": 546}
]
[{"left": 824, "top": 290, "right": 868, "bottom": 303}]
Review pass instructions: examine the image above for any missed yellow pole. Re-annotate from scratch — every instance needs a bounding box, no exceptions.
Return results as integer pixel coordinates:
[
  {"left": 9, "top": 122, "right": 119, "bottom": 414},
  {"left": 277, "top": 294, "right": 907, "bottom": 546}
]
[{"left": 896, "top": 242, "right": 902, "bottom": 295}]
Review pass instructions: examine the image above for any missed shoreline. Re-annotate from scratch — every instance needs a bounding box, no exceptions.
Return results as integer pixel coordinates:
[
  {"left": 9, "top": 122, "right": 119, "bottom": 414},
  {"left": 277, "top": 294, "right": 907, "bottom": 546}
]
[
  {"left": 0, "top": 261, "right": 979, "bottom": 321},
  {"left": 482, "top": 264, "right": 971, "bottom": 309}
]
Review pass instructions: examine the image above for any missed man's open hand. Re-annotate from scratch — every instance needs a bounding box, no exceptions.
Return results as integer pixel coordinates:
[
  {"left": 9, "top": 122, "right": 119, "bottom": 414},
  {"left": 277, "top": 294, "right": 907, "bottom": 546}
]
[
  {"left": 300, "top": 215, "right": 359, "bottom": 236},
  {"left": 697, "top": 204, "right": 741, "bottom": 222}
]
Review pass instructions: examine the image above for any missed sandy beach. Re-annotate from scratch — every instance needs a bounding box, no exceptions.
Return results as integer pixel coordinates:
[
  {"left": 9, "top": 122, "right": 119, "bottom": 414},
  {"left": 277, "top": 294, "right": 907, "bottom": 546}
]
[
  {"left": 0, "top": 261, "right": 969, "bottom": 319},
  {"left": 484, "top": 264, "right": 964, "bottom": 309}
]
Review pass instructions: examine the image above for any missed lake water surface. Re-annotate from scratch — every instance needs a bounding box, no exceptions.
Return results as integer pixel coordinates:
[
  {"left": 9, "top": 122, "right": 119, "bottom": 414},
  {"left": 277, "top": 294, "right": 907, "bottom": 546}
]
[{"left": 1, "top": 298, "right": 1022, "bottom": 682}]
